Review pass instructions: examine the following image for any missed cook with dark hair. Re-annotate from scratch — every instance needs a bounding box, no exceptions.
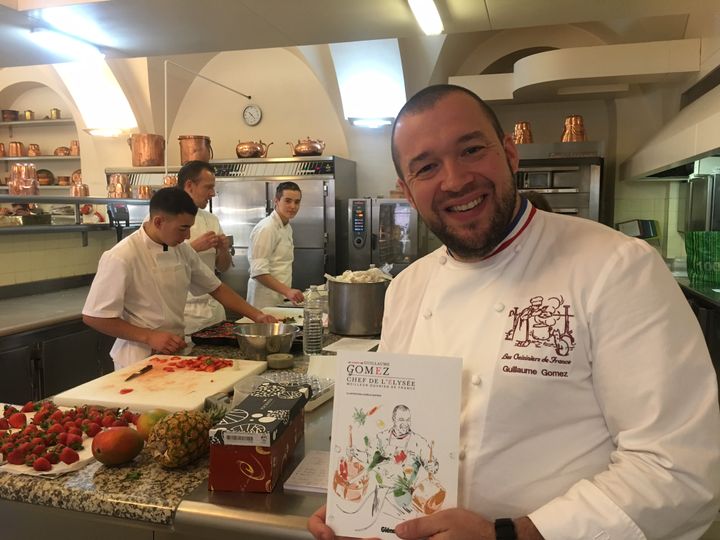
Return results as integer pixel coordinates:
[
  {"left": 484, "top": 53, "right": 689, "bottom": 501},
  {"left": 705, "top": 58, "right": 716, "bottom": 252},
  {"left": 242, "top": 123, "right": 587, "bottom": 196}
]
[
  {"left": 308, "top": 85, "right": 720, "bottom": 540},
  {"left": 83, "top": 188, "right": 276, "bottom": 369}
]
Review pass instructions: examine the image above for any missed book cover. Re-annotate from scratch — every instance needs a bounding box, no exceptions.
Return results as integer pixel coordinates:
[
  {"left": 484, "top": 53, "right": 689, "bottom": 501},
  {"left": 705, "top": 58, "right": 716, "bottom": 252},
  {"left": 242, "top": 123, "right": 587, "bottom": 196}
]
[{"left": 326, "top": 351, "right": 462, "bottom": 539}]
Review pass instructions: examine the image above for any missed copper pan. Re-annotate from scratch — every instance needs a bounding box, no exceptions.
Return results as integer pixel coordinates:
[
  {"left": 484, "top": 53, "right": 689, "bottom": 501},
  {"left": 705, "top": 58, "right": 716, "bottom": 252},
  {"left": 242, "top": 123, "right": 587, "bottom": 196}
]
[{"left": 127, "top": 134, "right": 165, "bottom": 167}]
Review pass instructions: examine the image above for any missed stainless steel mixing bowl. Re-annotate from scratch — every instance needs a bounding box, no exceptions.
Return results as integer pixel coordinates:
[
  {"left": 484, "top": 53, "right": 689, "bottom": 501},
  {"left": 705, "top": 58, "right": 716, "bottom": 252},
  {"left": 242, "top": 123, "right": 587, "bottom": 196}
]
[{"left": 233, "top": 323, "right": 298, "bottom": 361}]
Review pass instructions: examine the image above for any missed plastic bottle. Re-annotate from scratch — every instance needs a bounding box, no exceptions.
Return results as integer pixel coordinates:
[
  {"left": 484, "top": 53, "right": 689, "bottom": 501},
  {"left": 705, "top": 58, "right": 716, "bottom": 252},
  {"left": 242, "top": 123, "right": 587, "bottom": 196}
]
[{"left": 303, "top": 285, "right": 324, "bottom": 355}]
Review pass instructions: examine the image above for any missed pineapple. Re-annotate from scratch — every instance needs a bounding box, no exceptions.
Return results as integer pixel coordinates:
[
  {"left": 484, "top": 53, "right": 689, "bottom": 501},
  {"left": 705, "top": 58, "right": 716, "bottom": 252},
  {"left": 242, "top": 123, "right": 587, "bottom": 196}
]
[{"left": 146, "top": 407, "right": 224, "bottom": 468}]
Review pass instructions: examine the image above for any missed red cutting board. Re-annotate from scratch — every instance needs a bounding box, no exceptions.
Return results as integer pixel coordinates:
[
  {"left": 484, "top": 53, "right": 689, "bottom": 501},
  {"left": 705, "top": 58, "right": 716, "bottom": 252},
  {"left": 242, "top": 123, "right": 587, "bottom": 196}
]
[{"left": 54, "top": 355, "right": 267, "bottom": 412}]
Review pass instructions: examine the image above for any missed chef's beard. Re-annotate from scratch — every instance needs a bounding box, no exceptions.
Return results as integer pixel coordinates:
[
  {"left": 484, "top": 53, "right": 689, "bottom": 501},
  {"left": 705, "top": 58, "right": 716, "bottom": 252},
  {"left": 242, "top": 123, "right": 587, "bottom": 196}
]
[{"left": 425, "top": 165, "right": 518, "bottom": 261}]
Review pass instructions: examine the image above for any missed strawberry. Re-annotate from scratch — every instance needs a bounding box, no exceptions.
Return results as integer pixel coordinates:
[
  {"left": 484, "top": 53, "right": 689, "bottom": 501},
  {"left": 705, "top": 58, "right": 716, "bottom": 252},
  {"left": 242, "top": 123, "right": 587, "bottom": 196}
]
[
  {"left": 20, "top": 401, "right": 35, "bottom": 413},
  {"left": 32, "top": 457, "right": 51, "bottom": 472},
  {"left": 6, "top": 449, "right": 25, "bottom": 465},
  {"left": 31, "top": 444, "right": 46, "bottom": 456},
  {"left": 65, "top": 433, "right": 83, "bottom": 450},
  {"left": 47, "top": 423, "right": 64, "bottom": 434},
  {"left": 101, "top": 416, "right": 115, "bottom": 428},
  {"left": 57, "top": 432, "right": 68, "bottom": 445},
  {"left": 17, "top": 442, "right": 32, "bottom": 454},
  {"left": 43, "top": 452, "right": 60, "bottom": 465},
  {"left": 0, "top": 418, "right": 8, "bottom": 430},
  {"left": 1, "top": 442, "right": 15, "bottom": 455},
  {"left": 49, "top": 410, "right": 64, "bottom": 422},
  {"left": 8, "top": 413, "right": 26, "bottom": 429},
  {"left": 59, "top": 447, "right": 79, "bottom": 465},
  {"left": 30, "top": 437, "right": 43, "bottom": 446},
  {"left": 67, "top": 427, "right": 83, "bottom": 437},
  {"left": 85, "top": 423, "right": 101, "bottom": 438},
  {"left": 112, "top": 419, "right": 128, "bottom": 427}
]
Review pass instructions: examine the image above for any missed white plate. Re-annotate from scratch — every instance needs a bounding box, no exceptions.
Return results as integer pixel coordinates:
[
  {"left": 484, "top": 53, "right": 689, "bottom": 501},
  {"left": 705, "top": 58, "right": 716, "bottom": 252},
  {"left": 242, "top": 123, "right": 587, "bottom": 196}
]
[{"left": 236, "top": 306, "right": 304, "bottom": 327}]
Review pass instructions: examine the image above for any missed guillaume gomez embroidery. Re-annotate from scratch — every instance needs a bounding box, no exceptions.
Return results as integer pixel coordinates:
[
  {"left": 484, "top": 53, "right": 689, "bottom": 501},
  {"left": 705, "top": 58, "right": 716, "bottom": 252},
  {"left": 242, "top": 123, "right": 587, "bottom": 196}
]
[{"left": 505, "top": 295, "right": 575, "bottom": 357}]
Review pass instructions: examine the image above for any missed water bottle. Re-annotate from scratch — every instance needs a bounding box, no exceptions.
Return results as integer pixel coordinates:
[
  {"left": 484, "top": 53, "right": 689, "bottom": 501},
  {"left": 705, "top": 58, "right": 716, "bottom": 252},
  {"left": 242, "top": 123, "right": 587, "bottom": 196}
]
[{"left": 303, "top": 285, "right": 324, "bottom": 355}]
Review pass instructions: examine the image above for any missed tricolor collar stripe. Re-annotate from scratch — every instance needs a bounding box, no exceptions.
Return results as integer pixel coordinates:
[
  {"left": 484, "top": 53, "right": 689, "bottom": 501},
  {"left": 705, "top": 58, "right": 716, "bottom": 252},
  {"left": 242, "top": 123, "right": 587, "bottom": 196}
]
[{"left": 485, "top": 200, "right": 536, "bottom": 258}]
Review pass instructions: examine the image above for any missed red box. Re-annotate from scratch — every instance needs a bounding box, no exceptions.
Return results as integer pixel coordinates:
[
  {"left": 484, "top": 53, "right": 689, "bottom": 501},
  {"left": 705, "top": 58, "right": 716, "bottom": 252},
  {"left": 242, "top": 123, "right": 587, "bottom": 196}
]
[{"left": 208, "top": 381, "right": 311, "bottom": 492}]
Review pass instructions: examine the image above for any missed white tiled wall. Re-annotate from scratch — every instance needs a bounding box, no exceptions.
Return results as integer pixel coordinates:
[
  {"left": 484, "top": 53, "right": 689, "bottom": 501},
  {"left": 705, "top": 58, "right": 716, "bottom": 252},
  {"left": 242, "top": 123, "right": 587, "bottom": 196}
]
[{"left": 0, "top": 231, "right": 115, "bottom": 287}]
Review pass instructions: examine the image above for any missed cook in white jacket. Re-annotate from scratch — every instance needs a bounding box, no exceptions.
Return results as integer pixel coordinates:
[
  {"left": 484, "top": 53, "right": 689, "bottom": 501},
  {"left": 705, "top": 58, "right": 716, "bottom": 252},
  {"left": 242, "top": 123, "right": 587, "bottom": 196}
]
[
  {"left": 308, "top": 86, "right": 720, "bottom": 540},
  {"left": 178, "top": 161, "right": 233, "bottom": 335},
  {"left": 83, "top": 188, "right": 276, "bottom": 370},
  {"left": 247, "top": 181, "right": 305, "bottom": 309}
]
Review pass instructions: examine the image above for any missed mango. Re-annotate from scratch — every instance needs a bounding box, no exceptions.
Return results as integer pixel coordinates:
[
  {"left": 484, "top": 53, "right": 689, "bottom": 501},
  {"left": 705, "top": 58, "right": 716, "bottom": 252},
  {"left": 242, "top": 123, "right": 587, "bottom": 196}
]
[
  {"left": 136, "top": 409, "right": 170, "bottom": 440},
  {"left": 91, "top": 427, "right": 144, "bottom": 466}
]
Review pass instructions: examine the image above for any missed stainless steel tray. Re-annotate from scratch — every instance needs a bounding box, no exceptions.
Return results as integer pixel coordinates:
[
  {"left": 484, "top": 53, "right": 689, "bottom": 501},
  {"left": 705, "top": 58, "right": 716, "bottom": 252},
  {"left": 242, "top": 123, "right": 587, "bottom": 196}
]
[{"left": 0, "top": 214, "right": 52, "bottom": 227}]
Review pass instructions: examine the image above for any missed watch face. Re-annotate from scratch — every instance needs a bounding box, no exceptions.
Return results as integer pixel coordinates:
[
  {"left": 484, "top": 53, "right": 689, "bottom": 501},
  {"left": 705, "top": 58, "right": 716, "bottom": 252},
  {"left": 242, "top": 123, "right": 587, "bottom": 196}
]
[{"left": 243, "top": 105, "right": 262, "bottom": 126}]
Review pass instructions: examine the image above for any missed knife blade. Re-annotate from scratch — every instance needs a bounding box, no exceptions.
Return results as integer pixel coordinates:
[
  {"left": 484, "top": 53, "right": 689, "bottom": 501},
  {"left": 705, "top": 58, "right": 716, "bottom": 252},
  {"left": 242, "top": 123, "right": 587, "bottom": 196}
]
[{"left": 124, "top": 364, "right": 153, "bottom": 382}]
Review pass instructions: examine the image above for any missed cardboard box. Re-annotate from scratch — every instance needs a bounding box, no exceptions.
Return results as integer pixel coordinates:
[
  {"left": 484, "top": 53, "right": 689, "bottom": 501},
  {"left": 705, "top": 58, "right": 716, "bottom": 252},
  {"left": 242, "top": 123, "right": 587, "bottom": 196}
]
[{"left": 208, "top": 381, "right": 311, "bottom": 492}]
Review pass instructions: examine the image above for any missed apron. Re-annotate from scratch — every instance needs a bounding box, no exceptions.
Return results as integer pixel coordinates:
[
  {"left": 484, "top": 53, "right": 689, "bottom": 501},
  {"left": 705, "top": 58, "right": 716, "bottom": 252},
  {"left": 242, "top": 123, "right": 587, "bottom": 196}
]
[
  {"left": 184, "top": 239, "right": 225, "bottom": 335},
  {"left": 110, "top": 241, "right": 190, "bottom": 369}
]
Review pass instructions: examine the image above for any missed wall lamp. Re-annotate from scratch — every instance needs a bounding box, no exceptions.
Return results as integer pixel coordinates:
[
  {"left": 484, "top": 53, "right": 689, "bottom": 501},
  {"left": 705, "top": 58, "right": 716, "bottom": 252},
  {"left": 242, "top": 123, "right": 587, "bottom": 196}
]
[{"left": 349, "top": 117, "right": 394, "bottom": 128}]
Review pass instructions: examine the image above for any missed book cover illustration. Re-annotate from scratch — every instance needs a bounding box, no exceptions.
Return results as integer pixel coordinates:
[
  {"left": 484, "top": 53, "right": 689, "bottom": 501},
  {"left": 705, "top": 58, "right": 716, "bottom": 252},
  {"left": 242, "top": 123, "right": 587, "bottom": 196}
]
[{"left": 326, "top": 351, "right": 462, "bottom": 540}]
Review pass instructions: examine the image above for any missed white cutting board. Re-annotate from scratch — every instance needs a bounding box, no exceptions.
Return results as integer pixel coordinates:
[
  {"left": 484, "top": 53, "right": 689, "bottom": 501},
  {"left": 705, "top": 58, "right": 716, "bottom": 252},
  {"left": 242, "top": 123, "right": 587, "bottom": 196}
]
[{"left": 54, "top": 355, "right": 267, "bottom": 412}]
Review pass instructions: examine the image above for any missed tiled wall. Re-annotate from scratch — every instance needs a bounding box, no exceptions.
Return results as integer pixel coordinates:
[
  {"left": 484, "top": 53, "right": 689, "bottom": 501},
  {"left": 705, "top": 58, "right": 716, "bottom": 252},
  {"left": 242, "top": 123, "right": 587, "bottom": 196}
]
[{"left": 0, "top": 230, "right": 115, "bottom": 287}]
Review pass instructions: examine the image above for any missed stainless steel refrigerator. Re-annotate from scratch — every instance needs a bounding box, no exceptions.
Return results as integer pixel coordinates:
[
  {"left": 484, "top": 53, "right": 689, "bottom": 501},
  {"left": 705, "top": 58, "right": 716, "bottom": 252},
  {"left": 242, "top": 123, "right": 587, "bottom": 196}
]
[
  {"left": 210, "top": 156, "right": 356, "bottom": 297},
  {"left": 347, "top": 197, "right": 438, "bottom": 275}
]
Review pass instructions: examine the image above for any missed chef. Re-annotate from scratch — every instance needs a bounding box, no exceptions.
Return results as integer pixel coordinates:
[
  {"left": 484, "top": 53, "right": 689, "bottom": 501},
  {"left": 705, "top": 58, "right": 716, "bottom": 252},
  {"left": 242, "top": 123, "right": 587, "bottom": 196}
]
[
  {"left": 246, "top": 181, "right": 305, "bottom": 308},
  {"left": 178, "top": 160, "right": 232, "bottom": 335},
  {"left": 309, "top": 85, "right": 720, "bottom": 539},
  {"left": 83, "top": 188, "right": 276, "bottom": 369}
]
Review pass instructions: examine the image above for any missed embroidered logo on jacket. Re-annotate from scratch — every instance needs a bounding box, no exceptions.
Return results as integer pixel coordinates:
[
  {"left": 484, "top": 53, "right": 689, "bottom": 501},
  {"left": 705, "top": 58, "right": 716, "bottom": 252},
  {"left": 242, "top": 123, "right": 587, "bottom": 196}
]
[{"left": 504, "top": 295, "right": 575, "bottom": 357}]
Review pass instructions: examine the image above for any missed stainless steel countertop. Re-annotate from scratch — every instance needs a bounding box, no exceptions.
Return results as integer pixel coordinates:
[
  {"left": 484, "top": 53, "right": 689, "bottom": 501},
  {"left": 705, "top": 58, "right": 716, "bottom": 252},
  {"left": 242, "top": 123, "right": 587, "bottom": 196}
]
[{"left": 0, "top": 286, "right": 89, "bottom": 337}]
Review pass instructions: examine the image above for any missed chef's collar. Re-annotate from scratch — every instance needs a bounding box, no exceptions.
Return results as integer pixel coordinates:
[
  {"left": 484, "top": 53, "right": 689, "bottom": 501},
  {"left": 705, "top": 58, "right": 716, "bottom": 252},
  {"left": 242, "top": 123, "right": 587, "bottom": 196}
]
[
  {"left": 162, "top": 244, "right": 168, "bottom": 251},
  {"left": 484, "top": 196, "right": 535, "bottom": 259}
]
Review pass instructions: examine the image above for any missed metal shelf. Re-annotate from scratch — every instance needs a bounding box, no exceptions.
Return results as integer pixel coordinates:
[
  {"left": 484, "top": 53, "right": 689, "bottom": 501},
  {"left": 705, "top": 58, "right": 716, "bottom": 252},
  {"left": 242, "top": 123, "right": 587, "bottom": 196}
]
[
  {"left": 0, "top": 195, "right": 148, "bottom": 205},
  {"left": 0, "top": 156, "right": 80, "bottom": 162},
  {"left": 0, "top": 224, "right": 109, "bottom": 234},
  {"left": 0, "top": 118, "right": 75, "bottom": 128}
]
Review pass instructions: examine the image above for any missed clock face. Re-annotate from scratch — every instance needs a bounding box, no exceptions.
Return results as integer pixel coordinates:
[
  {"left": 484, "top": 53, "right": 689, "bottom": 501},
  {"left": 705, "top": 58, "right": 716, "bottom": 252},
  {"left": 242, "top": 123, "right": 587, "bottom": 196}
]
[{"left": 243, "top": 104, "right": 262, "bottom": 126}]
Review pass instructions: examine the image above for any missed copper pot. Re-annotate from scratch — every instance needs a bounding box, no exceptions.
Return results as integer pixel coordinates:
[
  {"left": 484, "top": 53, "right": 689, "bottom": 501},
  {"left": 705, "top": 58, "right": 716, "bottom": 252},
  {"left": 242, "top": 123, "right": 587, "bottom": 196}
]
[
  {"left": 236, "top": 139, "right": 272, "bottom": 158},
  {"left": 0, "top": 143, "right": 5, "bottom": 157},
  {"left": 27, "top": 144, "right": 41, "bottom": 156},
  {"left": 127, "top": 133, "right": 165, "bottom": 167},
  {"left": 70, "top": 183, "right": 90, "bottom": 197},
  {"left": 9, "top": 141, "right": 25, "bottom": 157},
  {"left": 70, "top": 140, "right": 80, "bottom": 156},
  {"left": 561, "top": 115, "right": 587, "bottom": 142},
  {"left": 23, "top": 110, "right": 34, "bottom": 121},
  {"left": 8, "top": 163, "right": 39, "bottom": 196},
  {"left": 2, "top": 110, "right": 18, "bottom": 122},
  {"left": 287, "top": 137, "right": 325, "bottom": 156},
  {"left": 136, "top": 185, "right": 153, "bottom": 199},
  {"left": 56, "top": 176, "right": 70, "bottom": 186},
  {"left": 179, "top": 135, "right": 213, "bottom": 164},
  {"left": 54, "top": 146, "right": 70, "bottom": 156},
  {"left": 512, "top": 121, "right": 533, "bottom": 144}
]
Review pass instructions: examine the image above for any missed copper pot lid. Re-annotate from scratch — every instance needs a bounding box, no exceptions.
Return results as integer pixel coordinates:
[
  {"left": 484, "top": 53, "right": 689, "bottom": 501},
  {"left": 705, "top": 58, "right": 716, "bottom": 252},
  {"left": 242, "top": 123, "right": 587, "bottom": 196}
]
[{"left": 178, "top": 135, "right": 211, "bottom": 141}]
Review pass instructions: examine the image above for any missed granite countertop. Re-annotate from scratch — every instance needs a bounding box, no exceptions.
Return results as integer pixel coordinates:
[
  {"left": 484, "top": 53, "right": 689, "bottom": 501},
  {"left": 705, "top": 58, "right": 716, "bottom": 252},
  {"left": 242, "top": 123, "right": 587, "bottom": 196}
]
[
  {"left": 0, "top": 286, "right": 89, "bottom": 337},
  {"left": 676, "top": 277, "right": 720, "bottom": 309}
]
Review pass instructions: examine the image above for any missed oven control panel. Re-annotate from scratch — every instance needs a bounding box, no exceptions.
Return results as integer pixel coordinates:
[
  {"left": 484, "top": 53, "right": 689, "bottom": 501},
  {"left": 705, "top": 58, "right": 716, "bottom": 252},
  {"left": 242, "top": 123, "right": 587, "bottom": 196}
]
[{"left": 351, "top": 199, "right": 368, "bottom": 249}]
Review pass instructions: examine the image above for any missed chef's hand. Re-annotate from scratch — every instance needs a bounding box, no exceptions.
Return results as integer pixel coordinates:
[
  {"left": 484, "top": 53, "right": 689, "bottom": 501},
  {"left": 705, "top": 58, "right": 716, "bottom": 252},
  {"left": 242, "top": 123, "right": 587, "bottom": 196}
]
[
  {"left": 217, "top": 234, "right": 231, "bottom": 250},
  {"left": 255, "top": 313, "right": 279, "bottom": 324},
  {"left": 147, "top": 331, "right": 186, "bottom": 354},
  {"left": 285, "top": 288, "right": 305, "bottom": 304},
  {"left": 191, "top": 231, "right": 219, "bottom": 252},
  {"left": 307, "top": 505, "right": 370, "bottom": 540},
  {"left": 395, "top": 510, "right": 543, "bottom": 540}
]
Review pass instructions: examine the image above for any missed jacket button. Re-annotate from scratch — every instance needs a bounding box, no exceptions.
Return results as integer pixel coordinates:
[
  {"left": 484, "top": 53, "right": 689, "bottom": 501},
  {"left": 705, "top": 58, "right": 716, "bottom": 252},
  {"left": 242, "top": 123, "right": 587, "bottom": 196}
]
[
  {"left": 439, "top": 256, "right": 447, "bottom": 265},
  {"left": 471, "top": 374, "right": 482, "bottom": 385},
  {"left": 459, "top": 449, "right": 466, "bottom": 460},
  {"left": 423, "top": 309, "right": 432, "bottom": 319},
  {"left": 494, "top": 303, "right": 504, "bottom": 312}
]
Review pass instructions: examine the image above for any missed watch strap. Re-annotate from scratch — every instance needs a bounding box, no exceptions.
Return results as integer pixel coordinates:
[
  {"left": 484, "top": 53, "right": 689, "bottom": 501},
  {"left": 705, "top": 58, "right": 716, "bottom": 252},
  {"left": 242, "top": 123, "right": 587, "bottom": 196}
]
[{"left": 495, "top": 518, "right": 517, "bottom": 540}]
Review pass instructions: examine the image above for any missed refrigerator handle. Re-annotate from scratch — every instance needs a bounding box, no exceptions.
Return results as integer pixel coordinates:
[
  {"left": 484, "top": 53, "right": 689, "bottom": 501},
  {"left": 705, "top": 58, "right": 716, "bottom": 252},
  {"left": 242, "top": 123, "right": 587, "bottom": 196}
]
[{"left": 371, "top": 233, "right": 378, "bottom": 251}]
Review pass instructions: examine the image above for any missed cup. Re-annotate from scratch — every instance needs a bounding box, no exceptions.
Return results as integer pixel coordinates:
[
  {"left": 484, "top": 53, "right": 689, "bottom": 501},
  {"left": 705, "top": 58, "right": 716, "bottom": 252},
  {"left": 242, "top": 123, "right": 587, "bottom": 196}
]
[
  {"left": 69, "top": 140, "right": 80, "bottom": 156},
  {"left": 23, "top": 110, "right": 34, "bottom": 121},
  {"left": 50, "top": 108, "right": 61, "bottom": 120}
]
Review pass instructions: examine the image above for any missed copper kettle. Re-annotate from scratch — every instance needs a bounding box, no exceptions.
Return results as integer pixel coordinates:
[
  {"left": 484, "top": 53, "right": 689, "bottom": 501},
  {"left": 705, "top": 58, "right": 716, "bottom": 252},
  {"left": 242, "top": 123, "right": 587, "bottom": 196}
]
[
  {"left": 236, "top": 139, "right": 273, "bottom": 158},
  {"left": 287, "top": 137, "right": 325, "bottom": 156},
  {"left": 128, "top": 134, "right": 165, "bottom": 167}
]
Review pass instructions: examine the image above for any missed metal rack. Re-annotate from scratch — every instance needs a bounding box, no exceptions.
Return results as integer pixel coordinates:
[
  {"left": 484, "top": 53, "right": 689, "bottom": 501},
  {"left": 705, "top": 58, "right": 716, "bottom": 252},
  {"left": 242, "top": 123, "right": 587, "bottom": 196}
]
[{"left": 0, "top": 195, "right": 149, "bottom": 245}]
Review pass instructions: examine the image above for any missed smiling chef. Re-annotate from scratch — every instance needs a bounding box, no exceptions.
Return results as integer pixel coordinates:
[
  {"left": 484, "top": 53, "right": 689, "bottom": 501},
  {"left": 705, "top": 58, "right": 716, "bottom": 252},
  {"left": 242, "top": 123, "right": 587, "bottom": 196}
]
[
  {"left": 82, "top": 188, "right": 276, "bottom": 369},
  {"left": 309, "top": 85, "right": 720, "bottom": 540}
]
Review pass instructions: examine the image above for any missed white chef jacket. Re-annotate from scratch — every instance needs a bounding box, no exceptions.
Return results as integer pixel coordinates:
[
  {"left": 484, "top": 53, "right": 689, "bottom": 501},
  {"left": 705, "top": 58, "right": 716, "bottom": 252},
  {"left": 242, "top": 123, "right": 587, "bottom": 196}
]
[
  {"left": 183, "top": 209, "right": 227, "bottom": 335},
  {"left": 379, "top": 201, "right": 720, "bottom": 539},
  {"left": 83, "top": 225, "right": 221, "bottom": 369},
  {"left": 247, "top": 210, "right": 294, "bottom": 309}
]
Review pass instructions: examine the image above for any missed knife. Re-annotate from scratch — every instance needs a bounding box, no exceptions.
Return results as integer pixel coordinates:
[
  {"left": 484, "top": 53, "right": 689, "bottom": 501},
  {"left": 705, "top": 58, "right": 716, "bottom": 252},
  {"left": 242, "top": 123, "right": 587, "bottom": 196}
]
[{"left": 124, "top": 364, "right": 153, "bottom": 382}]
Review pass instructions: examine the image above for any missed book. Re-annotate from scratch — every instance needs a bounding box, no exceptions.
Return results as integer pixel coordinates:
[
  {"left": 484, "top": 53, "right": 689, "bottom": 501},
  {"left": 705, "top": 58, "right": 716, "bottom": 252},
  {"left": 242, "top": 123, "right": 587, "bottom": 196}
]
[
  {"left": 326, "top": 351, "right": 462, "bottom": 540},
  {"left": 283, "top": 450, "right": 330, "bottom": 494}
]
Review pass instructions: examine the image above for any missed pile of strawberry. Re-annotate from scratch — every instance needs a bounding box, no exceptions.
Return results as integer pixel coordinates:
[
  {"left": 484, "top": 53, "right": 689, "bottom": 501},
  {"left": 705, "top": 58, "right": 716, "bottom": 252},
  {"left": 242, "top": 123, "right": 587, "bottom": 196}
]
[
  {"left": 0, "top": 401, "right": 138, "bottom": 473},
  {"left": 152, "top": 355, "right": 233, "bottom": 373}
]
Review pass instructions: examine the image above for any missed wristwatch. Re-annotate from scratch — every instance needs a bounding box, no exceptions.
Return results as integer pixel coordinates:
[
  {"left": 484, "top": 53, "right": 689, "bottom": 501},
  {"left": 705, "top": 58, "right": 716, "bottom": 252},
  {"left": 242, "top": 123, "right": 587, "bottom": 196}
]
[{"left": 495, "top": 518, "right": 517, "bottom": 540}]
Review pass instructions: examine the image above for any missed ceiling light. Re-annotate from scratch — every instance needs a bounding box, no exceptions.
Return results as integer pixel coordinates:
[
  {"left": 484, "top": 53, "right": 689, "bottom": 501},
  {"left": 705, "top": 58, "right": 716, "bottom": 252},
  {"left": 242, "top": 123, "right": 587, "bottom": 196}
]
[
  {"left": 408, "top": 0, "right": 444, "bottom": 36},
  {"left": 30, "top": 27, "right": 104, "bottom": 61},
  {"left": 83, "top": 128, "right": 127, "bottom": 138},
  {"left": 349, "top": 118, "right": 394, "bottom": 128}
]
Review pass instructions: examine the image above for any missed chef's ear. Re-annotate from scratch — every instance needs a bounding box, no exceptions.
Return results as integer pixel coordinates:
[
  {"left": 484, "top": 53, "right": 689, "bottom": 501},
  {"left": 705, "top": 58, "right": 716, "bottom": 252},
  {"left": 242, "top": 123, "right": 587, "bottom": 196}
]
[
  {"left": 502, "top": 134, "right": 519, "bottom": 174},
  {"left": 151, "top": 214, "right": 165, "bottom": 228}
]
